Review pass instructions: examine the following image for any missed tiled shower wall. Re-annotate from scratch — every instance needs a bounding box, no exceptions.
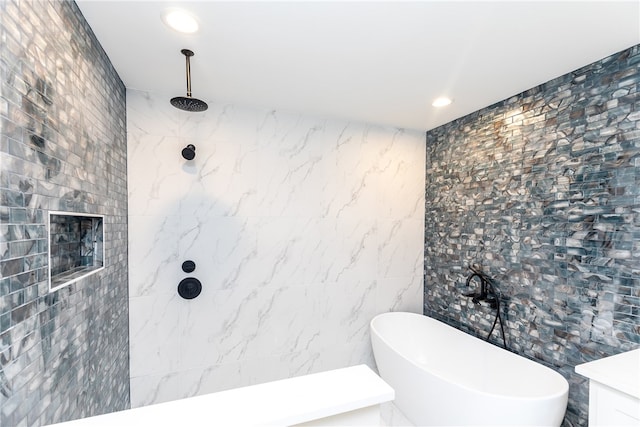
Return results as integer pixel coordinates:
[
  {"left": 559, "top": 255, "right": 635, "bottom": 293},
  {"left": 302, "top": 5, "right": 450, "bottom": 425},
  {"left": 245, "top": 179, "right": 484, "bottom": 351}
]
[
  {"left": 424, "top": 45, "right": 639, "bottom": 426},
  {"left": 49, "top": 215, "right": 104, "bottom": 278},
  {"left": 0, "top": 1, "right": 129, "bottom": 425},
  {"left": 127, "top": 90, "right": 424, "bottom": 407}
]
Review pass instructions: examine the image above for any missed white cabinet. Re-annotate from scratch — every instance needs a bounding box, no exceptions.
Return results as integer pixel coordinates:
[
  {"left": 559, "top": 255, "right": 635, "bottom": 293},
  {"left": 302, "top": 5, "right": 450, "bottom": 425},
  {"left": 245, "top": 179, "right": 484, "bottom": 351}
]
[
  {"left": 576, "top": 349, "right": 640, "bottom": 427},
  {"left": 588, "top": 381, "right": 640, "bottom": 426}
]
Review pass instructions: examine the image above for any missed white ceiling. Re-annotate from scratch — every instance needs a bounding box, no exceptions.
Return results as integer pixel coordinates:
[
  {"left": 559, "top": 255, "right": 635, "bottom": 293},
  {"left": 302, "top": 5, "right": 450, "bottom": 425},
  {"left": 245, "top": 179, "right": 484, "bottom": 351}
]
[{"left": 76, "top": 1, "right": 640, "bottom": 132}]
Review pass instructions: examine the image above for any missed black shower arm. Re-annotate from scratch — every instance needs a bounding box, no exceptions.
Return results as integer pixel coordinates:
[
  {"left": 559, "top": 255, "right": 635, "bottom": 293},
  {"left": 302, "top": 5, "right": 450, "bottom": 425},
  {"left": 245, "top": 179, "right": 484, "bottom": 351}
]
[{"left": 185, "top": 53, "right": 192, "bottom": 97}]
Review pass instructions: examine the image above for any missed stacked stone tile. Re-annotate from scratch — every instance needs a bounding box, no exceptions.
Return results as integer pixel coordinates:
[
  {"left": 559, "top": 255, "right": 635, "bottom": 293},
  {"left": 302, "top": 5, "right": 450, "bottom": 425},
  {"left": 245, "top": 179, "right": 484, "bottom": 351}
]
[{"left": 424, "top": 45, "right": 640, "bottom": 426}]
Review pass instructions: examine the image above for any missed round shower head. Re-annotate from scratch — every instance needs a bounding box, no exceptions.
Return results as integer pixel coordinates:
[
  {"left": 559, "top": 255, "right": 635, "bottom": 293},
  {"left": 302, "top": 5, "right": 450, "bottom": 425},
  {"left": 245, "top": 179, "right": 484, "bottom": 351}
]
[
  {"left": 171, "top": 49, "right": 208, "bottom": 112},
  {"left": 171, "top": 96, "right": 208, "bottom": 112}
]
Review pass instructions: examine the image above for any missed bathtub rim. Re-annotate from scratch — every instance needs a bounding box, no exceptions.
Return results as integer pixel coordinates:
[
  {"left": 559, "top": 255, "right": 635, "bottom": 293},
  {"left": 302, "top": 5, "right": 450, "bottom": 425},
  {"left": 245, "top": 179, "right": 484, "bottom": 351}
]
[{"left": 370, "top": 311, "right": 569, "bottom": 403}]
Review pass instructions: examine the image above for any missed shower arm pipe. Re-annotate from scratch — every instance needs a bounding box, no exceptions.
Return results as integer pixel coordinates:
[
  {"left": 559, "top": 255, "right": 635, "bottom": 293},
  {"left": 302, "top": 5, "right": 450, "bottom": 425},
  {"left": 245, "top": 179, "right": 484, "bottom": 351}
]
[
  {"left": 170, "top": 48, "right": 208, "bottom": 112},
  {"left": 184, "top": 51, "right": 193, "bottom": 98}
]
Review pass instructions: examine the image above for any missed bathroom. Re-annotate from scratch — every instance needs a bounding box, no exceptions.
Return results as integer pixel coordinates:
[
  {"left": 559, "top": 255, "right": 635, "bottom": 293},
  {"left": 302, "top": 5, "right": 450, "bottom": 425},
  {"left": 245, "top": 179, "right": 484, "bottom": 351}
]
[{"left": 0, "top": 0, "right": 638, "bottom": 426}]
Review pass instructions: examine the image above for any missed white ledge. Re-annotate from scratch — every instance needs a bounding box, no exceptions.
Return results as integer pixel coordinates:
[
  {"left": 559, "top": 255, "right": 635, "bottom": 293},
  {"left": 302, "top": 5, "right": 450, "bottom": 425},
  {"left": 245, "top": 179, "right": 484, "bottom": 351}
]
[{"left": 52, "top": 364, "right": 394, "bottom": 426}]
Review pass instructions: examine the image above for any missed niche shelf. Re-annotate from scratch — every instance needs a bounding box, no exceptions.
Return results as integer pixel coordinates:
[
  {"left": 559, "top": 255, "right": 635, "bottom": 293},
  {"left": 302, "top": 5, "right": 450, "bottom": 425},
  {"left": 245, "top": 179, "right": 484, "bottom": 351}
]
[{"left": 48, "top": 211, "right": 104, "bottom": 292}]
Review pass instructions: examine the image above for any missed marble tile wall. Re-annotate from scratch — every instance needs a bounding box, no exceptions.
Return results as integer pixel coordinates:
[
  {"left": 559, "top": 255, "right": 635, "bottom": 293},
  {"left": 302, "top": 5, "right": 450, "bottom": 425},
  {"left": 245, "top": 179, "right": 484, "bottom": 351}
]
[
  {"left": 0, "top": 1, "right": 129, "bottom": 425},
  {"left": 424, "top": 45, "right": 640, "bottom": 426},
  {"left": 127, "top": 89, "right": 425, "bottom": 407}
]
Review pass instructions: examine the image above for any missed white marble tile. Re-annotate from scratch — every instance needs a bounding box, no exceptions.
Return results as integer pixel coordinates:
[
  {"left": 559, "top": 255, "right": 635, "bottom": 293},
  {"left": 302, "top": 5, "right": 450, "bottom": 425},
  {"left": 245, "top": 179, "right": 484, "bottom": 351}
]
[
  {"left": 129, "top": 371, "right": 182, "bottom": 408},
  {"left": 127, "top": 90, "right": 182, "bottom": 138},
  {"left": 252, "top": 284, "right": 324, "bottom": 357},
  {"left": 178, "top": 101, "right": 260, "bottom": 145},
  {"left": 322, "top": 123, "right": 385, "bottom": 220},
  {"left": 376, "top": 276, "right": 423, "bottom": 314},
  {"left": 129, "top": 292, "right": 181, "bottom": 378},
  {"left": 319, "top": 337, "right": 376, "bottom": 373},
  {"left": 324, "top": 218, "right": 378, "bottom": 283},
  {"left": 255, "top": 152, "right": 332, "bottom": 218},
  {"left": 255, "top": 218, "right": 330, "bottom": 286},
  {"left": 176, "top": 282, "right": 324, "bottom": 371},
  {"left": 377, "top": 218, "right": 424, "bottom": 278},
  {"left": 178, "top": 283, "right": 266, "bottom": 368},
  {"left": 380, "top": 402, "right": 416, "bottom": 427},
  {"left": 128, "top": 214, "right": 181, "bottom": 297},
  {"left": 255, "top": 112, "right": 334, "bottom": 218},
  {"left": 127, "top": 133, "right": 190, "bottom": 217},
  {"left": 178, "top": 362, "right": 244, "bottom": 398},
  {"left": 376, "top": 131, "right": 425, "bottom": 220},
  {"left": 255, "top": 110, "right": 328, "bottom": 157},
  {"left": 239, "top": 355, "right": 290, "bottom": 386},
  {"left": 278, "top": 349, "right": 324, "bottom": 379},
  {"left": 177, "top": 355, "right": 292, "bottom": 400},
  {"left": 324, "top": 164, "right": 380, "bottom": 221},
  {"left": 178, "top": 216, "right": 259, "bottom": 291},
  {"left": 317, "top": 279, "right": 378, "bottom": 352},
  {"left": 178, "top": 137, "right": 258, "bottom": 218},
  {"left": 127, "top": 92, "right": 426, "bottom": 406}
]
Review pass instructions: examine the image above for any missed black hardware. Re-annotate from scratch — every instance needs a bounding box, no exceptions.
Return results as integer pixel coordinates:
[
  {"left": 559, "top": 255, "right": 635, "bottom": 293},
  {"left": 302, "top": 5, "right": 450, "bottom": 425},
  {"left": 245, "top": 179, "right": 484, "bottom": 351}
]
[
  {"left": 182, "top": 260, "right": 196, "bottom": 273},
  {"left": 170, "top": 49, "right": 208, "bottom": 112},
  {"left": 464, "top": 271, "right": 497, "bottom": 309},
  {"left": 182, "top": 144, "right": 196, "bottom": 160},
  {"left": 178, "top": 277, "right": 202, "bottom": 300},
  {"left": 463, "top": 265, "right": 507, "bottom": 349}
]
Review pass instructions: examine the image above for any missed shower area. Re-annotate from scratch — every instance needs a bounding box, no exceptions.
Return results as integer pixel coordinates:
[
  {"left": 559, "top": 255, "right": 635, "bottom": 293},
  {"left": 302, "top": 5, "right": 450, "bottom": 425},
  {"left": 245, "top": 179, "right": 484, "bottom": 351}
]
[
  {"left": 126, "top": 90, "right": 426, "bottom": 406},
  {"left": 0, "top": 0, "right": 426, "bottom": 422}
]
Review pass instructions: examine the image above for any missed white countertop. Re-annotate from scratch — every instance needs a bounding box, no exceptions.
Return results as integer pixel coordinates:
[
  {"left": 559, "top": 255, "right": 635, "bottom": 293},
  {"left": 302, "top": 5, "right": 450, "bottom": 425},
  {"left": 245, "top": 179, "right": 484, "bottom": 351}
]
[
  {"left": 51, "top": 364, "right": 394, "bottom": 426},
  {"left": 575, "top": 349, "right": 640, "bottom": 399}
]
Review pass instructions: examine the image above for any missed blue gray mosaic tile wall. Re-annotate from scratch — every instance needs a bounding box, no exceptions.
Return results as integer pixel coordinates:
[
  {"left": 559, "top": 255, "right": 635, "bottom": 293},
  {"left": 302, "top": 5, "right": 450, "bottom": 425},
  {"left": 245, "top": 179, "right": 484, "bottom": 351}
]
[
  {"left": 424, "top": 45, "right": 639, "bottom": 426},
  {"left": 0, "top": 1, "right": 129, "bottom": 425}
]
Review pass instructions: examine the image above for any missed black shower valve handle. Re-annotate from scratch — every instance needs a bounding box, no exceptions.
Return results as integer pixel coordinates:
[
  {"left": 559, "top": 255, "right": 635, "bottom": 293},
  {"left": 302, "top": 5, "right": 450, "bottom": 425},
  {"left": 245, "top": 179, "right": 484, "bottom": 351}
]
[{"left": 182, "top": 260, "right": 196, "bottom": 273}]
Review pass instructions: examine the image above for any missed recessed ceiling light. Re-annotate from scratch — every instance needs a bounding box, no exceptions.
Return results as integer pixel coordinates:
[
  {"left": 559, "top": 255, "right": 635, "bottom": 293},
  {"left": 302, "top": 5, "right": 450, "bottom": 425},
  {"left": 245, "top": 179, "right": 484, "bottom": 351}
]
[
  {"left": 162, "top": 8, "right": 199, "bottom": 34},
  {"left": 432, "top": 97, "right": 452, "bottom": 107}
]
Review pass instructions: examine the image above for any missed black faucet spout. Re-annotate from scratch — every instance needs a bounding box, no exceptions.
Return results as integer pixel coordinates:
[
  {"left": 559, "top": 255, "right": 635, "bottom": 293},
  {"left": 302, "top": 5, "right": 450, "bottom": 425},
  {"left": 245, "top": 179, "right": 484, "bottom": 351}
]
[
  {"left": 461, "top": 265, "right": 506, "bottom": 348},
  {"left": 464, "top": 272, "right": 488, "bottom": 304}
]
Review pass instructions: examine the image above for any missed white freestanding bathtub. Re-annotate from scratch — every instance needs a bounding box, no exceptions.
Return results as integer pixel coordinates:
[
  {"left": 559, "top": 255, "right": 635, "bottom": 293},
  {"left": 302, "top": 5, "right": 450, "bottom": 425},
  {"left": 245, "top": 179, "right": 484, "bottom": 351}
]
[{"left": 371, "top": 312, "right": 569, "bottom": 426}]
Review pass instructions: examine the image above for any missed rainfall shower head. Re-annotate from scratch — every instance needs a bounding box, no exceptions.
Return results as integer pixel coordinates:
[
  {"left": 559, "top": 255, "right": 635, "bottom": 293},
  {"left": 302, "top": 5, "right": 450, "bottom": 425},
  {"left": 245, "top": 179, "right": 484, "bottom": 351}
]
[
  {"left": 171, "top": 49, "right": 208, "bottom": 112},
  {"left": 171, "top": 96, "right": 208, "bottom": 112}
]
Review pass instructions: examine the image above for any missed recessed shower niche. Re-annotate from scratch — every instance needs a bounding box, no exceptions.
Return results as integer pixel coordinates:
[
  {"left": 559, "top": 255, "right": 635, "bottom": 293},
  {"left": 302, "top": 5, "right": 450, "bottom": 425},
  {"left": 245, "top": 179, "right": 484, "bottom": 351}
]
[{"left": 48, "top": 211, "right": 104, "bottom": 292}]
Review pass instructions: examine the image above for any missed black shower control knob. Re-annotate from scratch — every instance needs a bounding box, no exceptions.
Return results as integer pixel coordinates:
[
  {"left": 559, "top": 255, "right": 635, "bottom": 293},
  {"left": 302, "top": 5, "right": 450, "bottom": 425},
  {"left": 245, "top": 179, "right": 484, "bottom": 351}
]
[
  {"left": 182, "top": 260, "right": 196, "bottom": 273},
  {"left": 178, "top": 277, "right": 202, "bottom": 300}
]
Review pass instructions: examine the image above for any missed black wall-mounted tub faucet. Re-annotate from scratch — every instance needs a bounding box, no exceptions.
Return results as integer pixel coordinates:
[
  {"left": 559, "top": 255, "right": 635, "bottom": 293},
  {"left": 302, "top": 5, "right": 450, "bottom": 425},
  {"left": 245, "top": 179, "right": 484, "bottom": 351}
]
[
  {"left": 464, "top": 273, "right": 483, "bottom": 304},
  {"left": 461, "top": 265, "right": 507, "bottom": 348},
  {"left": 463, "top": 268, "right": 497, "bottom": 309}
]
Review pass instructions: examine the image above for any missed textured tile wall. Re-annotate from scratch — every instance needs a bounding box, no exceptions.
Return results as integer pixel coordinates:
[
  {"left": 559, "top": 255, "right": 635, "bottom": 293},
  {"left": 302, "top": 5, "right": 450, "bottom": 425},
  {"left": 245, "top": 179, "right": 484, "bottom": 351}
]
[
  {"left": 49, "top": 215, "right": 103, "bottom": 278},
  {"left": 0, "top": 1, "right": 129, "bottom": 425},
  {"left": 127, "top": 89, "right": 425, "bottom": 407},
  {"left": 424, "top": 45, "right": 640, "bottom": 426}
]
